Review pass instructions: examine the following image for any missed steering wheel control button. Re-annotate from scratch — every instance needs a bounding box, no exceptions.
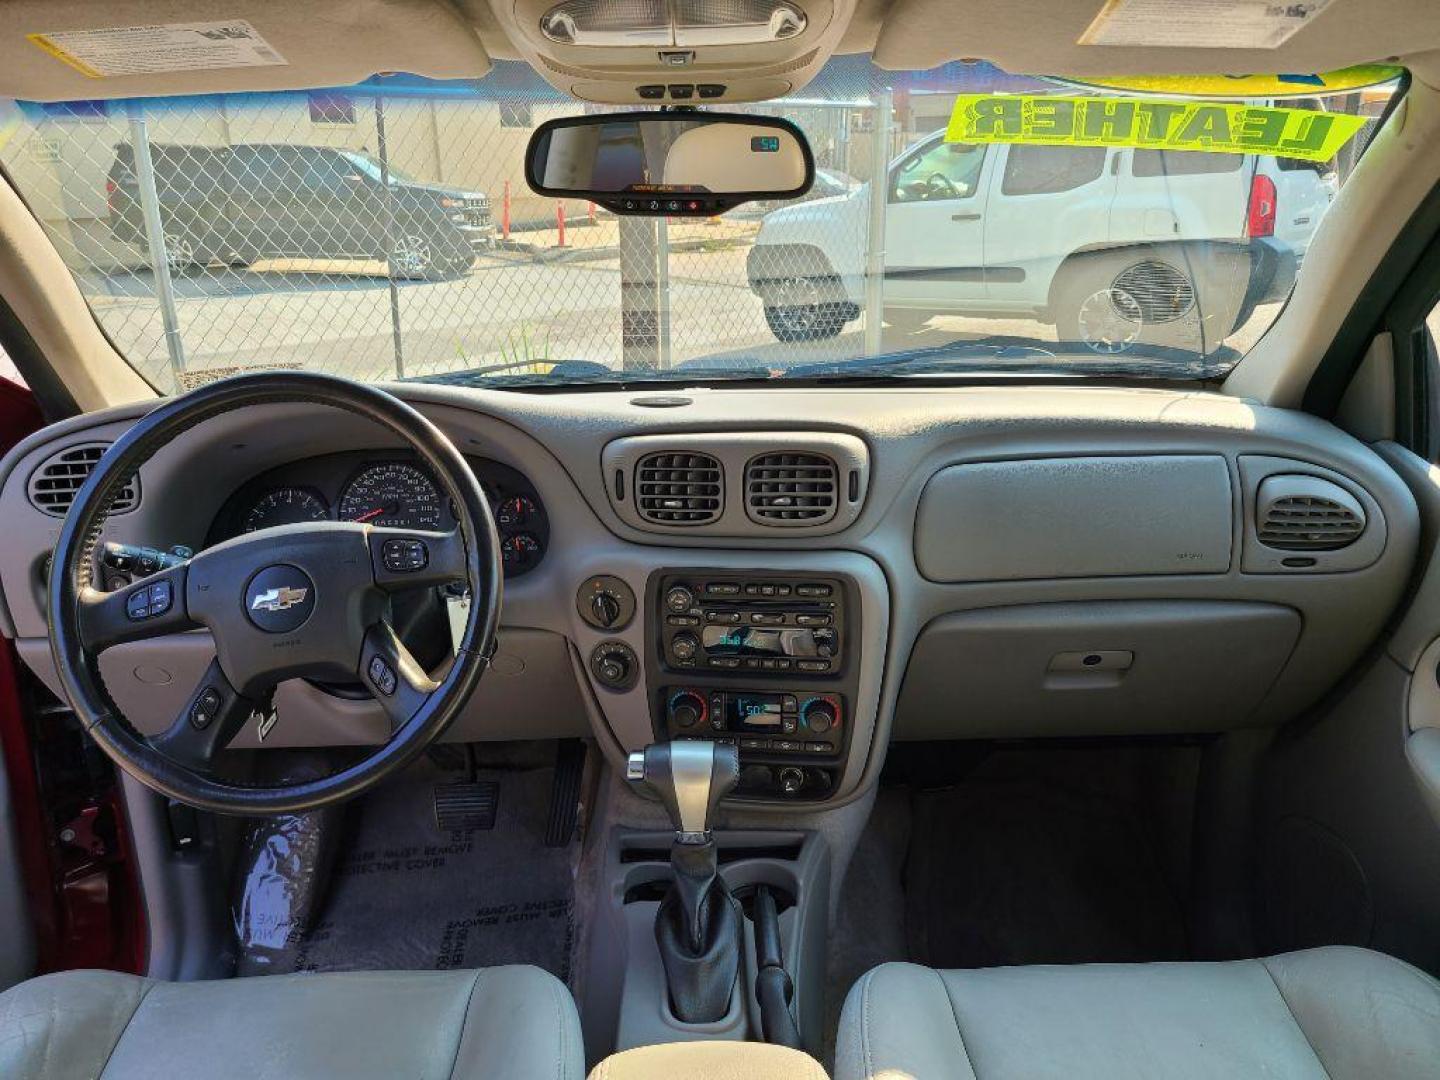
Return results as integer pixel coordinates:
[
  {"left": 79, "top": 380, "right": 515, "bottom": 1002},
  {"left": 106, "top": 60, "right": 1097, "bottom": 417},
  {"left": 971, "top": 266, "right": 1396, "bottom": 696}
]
[
  {"left": 189, "top": 687, "right": 222, "bottom": 730},
  {"left": 381, "top": 538, "right": 429, "bottom": 572},
  {"left": 148, "top": 580, "right": 172, "bottom": 616},
  {"left": 125, "top": 588, "right": 150, "bottom": 621},
  {"left": 367, "top": 655, "right": 398, "bottom": 696},
  {"left": 244, "top": 565, "right": 317, "bottom": 634}
]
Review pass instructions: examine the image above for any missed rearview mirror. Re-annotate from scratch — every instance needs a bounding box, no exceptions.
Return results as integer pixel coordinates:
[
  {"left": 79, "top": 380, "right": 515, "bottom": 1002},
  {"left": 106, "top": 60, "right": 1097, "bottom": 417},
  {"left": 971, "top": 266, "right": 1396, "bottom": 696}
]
[{"left": 525, "top": 111, "right": 813, "bottom": 217}]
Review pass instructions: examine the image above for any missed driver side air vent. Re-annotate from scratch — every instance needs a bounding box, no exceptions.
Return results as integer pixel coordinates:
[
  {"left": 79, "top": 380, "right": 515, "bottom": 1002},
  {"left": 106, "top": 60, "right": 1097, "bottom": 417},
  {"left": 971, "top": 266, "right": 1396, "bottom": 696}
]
[
  {"left": 28, "top": 443, "right": 139, "bottom": 517},
  {"left": 635, "top": 452, "right": 723, "bottom": 525},
  {"left": 1255, "top": 474, "right": 1366, "bottom": 551},
  {"left": 745, "top": 451, "right": 838, "bottom": 524}
]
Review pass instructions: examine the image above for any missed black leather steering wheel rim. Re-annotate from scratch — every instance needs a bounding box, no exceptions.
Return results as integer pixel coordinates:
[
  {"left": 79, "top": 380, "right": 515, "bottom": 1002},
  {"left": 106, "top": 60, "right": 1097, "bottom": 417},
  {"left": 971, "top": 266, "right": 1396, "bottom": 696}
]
[{"left": 48, "top": 371, "right": 503, "bottom": 816}]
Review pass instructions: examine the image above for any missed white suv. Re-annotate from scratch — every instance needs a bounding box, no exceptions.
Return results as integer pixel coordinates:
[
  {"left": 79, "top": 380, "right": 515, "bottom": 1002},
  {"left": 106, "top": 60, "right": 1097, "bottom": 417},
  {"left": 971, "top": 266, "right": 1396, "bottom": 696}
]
[{"left": 748, "top": 131, "right": 1337, "bottom": 350}]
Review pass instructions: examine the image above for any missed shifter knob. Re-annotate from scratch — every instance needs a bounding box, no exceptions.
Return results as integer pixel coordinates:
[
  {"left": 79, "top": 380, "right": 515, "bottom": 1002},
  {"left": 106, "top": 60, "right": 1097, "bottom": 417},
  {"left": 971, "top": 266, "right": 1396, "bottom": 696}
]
[{"left": 627, "top": 741, "right": 740, "bottom": 842}]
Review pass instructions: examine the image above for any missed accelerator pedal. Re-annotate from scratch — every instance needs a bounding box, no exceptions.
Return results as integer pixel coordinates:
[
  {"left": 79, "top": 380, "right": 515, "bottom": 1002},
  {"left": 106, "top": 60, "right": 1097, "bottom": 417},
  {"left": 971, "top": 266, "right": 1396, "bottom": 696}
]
[{"left": 544, "top": 740, "right": 587, "bottom": 847}]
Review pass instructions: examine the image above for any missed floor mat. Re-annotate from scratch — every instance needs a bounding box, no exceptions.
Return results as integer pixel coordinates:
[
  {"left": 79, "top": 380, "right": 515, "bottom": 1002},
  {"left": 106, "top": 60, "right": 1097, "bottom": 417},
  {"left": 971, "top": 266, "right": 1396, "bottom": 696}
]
[
  {"left": 235, "top": 745, "right": 578, "bottom": 980},
  {"left": 906, "top": 777, "right": 1189, "bottom": 969}
]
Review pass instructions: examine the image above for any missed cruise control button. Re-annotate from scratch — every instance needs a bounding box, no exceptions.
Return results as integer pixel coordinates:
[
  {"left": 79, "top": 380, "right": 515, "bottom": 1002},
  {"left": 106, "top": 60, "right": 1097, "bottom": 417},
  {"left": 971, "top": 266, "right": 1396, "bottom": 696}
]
[
  {"left": 148, "top": 580, "right": 173, "bottom": 616},
  {"left": 189, "top": 687, "right": 222, "bottom": 730},
  {"left": 367, "top": 655, "right": 398, "bottom": 695},
  {"left": 126, "top": 587, "right": 151, "bottom": 621}
]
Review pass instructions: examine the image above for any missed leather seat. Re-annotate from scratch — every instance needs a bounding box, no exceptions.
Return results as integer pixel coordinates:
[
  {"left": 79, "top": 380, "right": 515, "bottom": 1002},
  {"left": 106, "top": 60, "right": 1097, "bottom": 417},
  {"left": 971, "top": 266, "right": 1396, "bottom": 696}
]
[
  {"left": 836, "top": 947, "right": 1440, "bottom": 1080},
  {"left": 0, "top": 965, "right": 584, "bottom": 1080}
]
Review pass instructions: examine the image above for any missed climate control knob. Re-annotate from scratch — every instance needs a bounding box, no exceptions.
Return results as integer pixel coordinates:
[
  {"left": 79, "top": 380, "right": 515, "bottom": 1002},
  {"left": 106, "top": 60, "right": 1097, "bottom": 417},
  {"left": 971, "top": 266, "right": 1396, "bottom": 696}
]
[
  {"left": 802, "top": 697, "right": 837, "bottom": 735},
  {"left": 671, "top": 632, "right": 700, "bottom": 661},
  {"left": 668, "top": 690, "right": 707, "bottom": 729}
]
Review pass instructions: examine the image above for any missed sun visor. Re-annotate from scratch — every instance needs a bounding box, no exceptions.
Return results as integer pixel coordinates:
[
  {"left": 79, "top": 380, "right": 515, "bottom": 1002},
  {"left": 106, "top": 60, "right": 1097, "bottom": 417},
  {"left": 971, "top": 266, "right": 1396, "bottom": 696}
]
[{"left": 0, "top": 1, "right": 492, "bottom": 102}]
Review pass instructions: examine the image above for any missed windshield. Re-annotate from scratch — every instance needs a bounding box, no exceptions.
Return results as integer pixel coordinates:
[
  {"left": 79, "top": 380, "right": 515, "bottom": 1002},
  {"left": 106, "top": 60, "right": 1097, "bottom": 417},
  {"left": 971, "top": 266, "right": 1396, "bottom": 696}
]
[{"left": 0, "top": 60, "right": 1400, "bottom": 391}]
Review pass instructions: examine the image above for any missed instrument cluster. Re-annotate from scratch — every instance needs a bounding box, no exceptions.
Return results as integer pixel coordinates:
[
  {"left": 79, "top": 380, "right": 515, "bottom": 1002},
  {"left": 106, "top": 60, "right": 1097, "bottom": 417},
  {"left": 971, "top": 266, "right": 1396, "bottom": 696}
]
[{"left": 209, "top": 451, "right": 549, "bottom": 576}]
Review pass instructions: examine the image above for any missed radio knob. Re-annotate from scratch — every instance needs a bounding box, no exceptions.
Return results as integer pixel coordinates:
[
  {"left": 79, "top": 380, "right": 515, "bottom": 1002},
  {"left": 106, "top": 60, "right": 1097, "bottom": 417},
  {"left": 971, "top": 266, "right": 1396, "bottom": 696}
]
[
  {"left": 671, "top": 632, "right": 699, "bottom": 661},
  {"left": 590, "top": 592, "right": 622, "bottom": 628},
  {"left": 665, "top": 586, "right": 696, "bottom": 613},
  {"left": 802, "top": 698, "right": 836, "bottom": 734},
  {"left": 669, "top": 690, "right": 706, "bottom": 729}
]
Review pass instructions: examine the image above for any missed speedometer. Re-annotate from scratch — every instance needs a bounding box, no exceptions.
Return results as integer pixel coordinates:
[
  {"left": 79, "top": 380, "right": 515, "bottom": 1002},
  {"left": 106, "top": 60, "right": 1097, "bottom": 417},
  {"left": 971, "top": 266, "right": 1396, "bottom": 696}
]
[
  {"left": 338, "top": 462, "right": 444, "bottom": 529},
  {"left": 243, "top": 487, "right": 329, "bottom": 533}
]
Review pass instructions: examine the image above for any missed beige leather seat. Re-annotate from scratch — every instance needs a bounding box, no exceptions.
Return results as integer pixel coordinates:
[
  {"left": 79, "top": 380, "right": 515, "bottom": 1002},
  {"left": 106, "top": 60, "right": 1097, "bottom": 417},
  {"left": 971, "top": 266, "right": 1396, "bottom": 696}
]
[
  {"left": 0, "top": 965, "right": 584, "bottom": 1079},
  {"left": 836, "top": 947, "right": 1440, "bottom": 1080}
]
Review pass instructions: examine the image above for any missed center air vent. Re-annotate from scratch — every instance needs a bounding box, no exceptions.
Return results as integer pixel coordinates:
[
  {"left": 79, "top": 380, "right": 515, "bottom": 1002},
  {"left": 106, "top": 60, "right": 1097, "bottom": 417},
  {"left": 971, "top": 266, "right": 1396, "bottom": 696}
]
[
  {"left": 27, "top": 443, "right": 138, "bottom": 517},
  {"left": 636, "top": 452, "right": 723, "bottom": 525},
  {"left": 745, "top": 451, "right": 837, "bottom": 525},
  {"left": 1255, "top": 474, "right": 1366, "bottom": 551}
]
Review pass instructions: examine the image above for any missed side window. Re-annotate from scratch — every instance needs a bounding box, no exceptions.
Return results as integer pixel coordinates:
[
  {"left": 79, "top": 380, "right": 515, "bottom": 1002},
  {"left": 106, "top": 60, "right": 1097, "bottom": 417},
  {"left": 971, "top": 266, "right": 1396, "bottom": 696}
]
[
  {"left": 890, "top": 141, "right": 986, "bottom": 203},
  {"left": 298, "top": 150, "right": 353, "bottom": 191},
  {"left": 1133, "top": 149, "right": 1243, "bottom": 176},
  {"left": 1000, "top": 145, "right": 1107, "bottom": 196}
]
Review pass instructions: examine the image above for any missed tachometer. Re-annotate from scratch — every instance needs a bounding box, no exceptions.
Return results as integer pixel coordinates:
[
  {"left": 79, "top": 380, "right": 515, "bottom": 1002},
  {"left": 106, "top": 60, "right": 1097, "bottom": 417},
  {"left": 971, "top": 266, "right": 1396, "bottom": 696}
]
[
  {"left": 243, "top": 488, "right": 329, "bottom": 533},
  {"left": 338, "top": 462, "right": 444, "bottom": 529}
]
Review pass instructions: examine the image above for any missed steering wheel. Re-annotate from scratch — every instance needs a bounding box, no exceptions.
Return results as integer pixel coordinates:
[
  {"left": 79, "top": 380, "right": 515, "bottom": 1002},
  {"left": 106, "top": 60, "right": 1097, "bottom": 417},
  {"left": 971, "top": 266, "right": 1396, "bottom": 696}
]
[
  {"left": 924, "top": 172, "right": 960, "bottom": 198},
  {"left": 47, "top": 372, "right": 503, "bottom": 816}
]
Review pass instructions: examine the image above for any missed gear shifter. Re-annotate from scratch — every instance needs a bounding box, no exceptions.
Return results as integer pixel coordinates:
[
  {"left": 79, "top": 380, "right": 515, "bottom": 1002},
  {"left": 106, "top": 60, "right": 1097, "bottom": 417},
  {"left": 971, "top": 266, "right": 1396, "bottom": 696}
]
[{"left": 627, "top": 741, "right": 741, "bottom": 1023}]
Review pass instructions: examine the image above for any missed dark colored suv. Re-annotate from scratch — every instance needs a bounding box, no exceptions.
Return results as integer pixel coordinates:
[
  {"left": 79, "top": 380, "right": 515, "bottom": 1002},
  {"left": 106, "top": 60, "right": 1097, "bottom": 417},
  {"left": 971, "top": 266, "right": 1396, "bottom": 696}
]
[{"left": 106, "top": 142, "right": 492, "bottom": 279}]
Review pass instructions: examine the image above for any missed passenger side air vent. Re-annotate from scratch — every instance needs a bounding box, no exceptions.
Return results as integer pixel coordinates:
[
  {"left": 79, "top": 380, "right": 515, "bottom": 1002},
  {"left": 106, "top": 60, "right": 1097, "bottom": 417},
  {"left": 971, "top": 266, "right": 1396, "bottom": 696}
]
[
  {"left": 635, "top": 452, "right": 723, "bottom": 525},
  {"left": 745, "top": 451, "right": 838, "bottom": 525},
  {"left": 27, "top": 443, "right": 138, "bottom": 517},
  {"left": 1255, "top": 475, "right": 1366, "bottom": 551}
]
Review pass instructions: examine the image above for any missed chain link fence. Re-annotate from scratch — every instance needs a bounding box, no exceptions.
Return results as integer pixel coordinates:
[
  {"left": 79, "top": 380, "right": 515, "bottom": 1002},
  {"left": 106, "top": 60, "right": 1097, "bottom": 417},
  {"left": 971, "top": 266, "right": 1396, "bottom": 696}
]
[
  {"left": 0, "top": 65, "right": 886, "bottom": 391},
  {"left": 0, "top": 63, "right": 1391, "bottom": 390}
]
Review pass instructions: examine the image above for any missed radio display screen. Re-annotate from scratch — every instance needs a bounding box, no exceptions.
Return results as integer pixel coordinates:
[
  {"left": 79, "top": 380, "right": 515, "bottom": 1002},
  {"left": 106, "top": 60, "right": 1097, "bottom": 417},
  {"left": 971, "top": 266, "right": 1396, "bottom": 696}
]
[{"left": 700, "top": 626, "right": 823, "bottom": 658}]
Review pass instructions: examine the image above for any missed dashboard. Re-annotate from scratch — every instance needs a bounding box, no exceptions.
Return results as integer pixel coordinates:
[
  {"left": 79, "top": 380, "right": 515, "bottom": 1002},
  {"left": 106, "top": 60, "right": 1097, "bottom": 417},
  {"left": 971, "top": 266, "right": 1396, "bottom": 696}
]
[
  {"left": 0, "top": 383, "right": 1424, "bottom": 810},
  {"left": 205, "top": 450, "right": 549, "bottom": 577}
]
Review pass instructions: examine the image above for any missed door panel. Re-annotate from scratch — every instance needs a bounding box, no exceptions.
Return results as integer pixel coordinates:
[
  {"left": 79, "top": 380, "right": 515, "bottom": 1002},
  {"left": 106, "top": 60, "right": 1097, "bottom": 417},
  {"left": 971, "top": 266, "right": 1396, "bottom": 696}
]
[{"left": 884, "top": 138, "right": 990, "bottom": 305}]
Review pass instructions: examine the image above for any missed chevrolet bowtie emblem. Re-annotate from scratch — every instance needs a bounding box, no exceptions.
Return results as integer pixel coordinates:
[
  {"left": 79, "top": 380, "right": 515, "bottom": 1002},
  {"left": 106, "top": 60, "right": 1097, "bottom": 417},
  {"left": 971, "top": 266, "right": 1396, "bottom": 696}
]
[{"left": 250, "top": 586, "right": 309, "bottom": 612}]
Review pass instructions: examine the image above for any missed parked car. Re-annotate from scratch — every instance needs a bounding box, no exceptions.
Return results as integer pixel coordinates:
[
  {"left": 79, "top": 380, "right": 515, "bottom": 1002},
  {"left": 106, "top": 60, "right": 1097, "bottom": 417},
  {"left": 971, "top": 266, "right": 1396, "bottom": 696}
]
[
  {"left": 748, "top": 129, "right": 1338, "bottom": 349},
  {"left": 106, "top": 142, "right": 493, "bottom": 279},
  {"left": 738, "top": 167, "right": 861, "bottom": 217}
]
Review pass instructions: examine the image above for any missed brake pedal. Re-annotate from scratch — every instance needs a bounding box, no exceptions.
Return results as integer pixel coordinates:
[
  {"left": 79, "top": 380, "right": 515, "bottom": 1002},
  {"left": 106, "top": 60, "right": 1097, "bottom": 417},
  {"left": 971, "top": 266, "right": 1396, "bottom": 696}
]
[{"left": 433, "top": 780, "right": 499, "bottom": 832}]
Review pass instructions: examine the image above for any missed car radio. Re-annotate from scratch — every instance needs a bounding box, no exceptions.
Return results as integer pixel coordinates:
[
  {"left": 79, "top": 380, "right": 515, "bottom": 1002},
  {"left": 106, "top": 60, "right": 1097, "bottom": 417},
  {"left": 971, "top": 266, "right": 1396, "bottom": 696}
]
[
  {"left": 656, "top": 574, "right": 846, "bottom": 676},
  {"left": 649, "top": 572, "right": 853, "bottom": 800}
]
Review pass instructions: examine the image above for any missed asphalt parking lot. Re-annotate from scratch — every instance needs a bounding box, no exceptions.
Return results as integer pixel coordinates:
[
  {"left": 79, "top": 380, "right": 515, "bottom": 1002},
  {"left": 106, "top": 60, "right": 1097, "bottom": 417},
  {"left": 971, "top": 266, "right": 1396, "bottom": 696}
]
[{"left": 78, "top": 240, "right": 1280, "bottom": 390}]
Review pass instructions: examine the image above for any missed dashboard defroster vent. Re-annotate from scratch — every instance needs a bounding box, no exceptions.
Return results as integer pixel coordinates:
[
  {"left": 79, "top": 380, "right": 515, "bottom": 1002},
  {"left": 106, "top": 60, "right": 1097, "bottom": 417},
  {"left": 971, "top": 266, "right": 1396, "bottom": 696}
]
[
  {"left": 1255, "top": 474, "right": 1366, "bottom": 551},
  {"left": 745, "top": 451, "right": 838, "bottom": 524},
  {"left": 27, "top": 443, "right": 138, "bottom": 517},
  {"left": 635, "top": 451, "right": 723, "bottom": 525}
]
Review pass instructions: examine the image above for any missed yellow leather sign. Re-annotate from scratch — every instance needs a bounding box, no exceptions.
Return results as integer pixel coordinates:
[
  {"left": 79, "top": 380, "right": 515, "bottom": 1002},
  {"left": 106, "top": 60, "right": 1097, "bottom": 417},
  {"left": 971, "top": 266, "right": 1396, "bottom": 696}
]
[{"left": 945, "top": 94, "right": 1368, "bottom": 163}]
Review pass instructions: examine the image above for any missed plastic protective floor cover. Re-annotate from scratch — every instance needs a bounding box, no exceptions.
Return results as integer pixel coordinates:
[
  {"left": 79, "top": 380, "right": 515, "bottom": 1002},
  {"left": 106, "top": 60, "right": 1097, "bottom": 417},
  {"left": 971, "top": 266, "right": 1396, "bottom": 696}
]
[{"left": 234, "top": 748, "right": 578, "bottom": 978}]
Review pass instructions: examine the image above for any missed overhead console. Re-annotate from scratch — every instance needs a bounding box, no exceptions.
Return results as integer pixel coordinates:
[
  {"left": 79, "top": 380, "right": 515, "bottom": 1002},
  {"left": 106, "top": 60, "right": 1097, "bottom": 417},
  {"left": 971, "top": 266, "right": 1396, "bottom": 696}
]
[{"left": 485, "top": 0, "right": 859, "bottom": 103}]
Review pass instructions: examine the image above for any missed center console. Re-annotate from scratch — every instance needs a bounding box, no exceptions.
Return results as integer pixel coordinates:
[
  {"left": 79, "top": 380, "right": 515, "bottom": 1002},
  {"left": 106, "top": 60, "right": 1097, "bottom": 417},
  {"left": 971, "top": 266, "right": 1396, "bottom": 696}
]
[{"left": 647, "top": 571, "right": 857, "bottom": 801}]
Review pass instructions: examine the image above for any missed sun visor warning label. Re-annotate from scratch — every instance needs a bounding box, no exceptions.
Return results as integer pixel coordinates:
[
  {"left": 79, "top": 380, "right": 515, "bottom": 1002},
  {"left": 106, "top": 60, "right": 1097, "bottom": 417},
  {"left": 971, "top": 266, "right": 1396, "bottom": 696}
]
[
  {"left": 945, "top": 94, "right": 1368, "bottom": 162},
  {"left": 1080, "top": 0, "right": 1333, "bottom": 50},
  {"left": 28, "top": 20, "right": 287, "bottom": 79}
]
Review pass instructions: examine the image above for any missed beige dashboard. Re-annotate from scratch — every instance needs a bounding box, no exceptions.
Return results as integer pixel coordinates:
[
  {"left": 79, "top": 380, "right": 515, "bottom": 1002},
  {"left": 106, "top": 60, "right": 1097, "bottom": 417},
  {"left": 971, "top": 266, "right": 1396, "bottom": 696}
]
[{"left": 0, "top": 383, "right": 1419, "bottom": 809}]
